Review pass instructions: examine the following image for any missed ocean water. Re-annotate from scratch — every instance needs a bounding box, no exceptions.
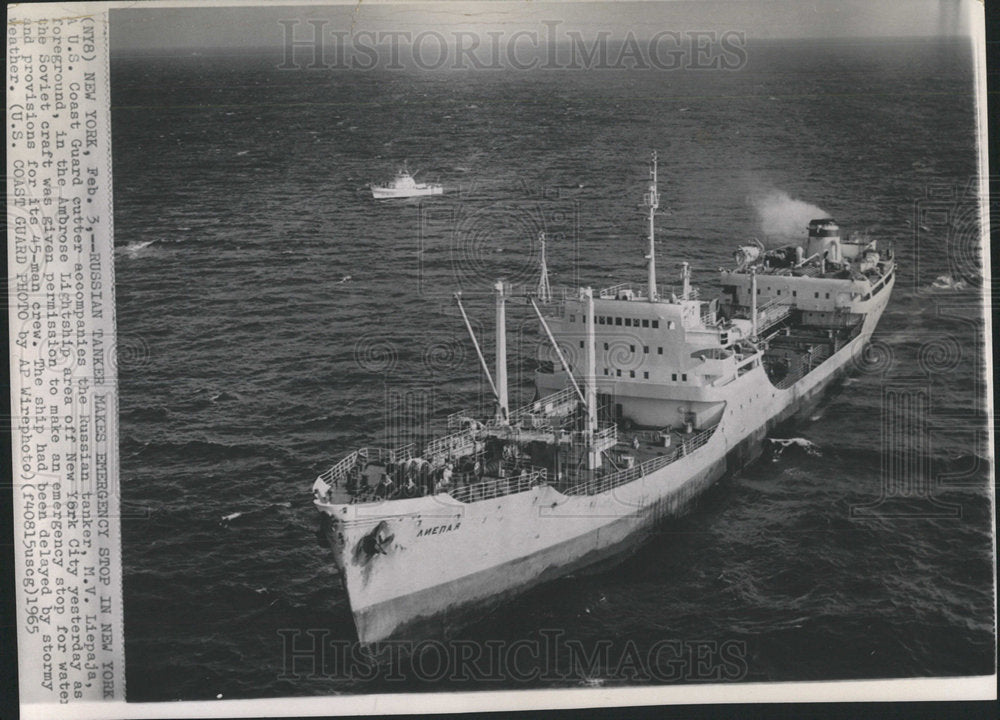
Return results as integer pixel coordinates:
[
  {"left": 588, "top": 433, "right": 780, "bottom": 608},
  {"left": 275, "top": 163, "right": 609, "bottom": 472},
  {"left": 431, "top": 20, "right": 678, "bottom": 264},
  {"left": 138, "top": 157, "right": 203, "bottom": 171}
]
[{"left": 110, "top": 37, "right": 994, "bottom": 700}]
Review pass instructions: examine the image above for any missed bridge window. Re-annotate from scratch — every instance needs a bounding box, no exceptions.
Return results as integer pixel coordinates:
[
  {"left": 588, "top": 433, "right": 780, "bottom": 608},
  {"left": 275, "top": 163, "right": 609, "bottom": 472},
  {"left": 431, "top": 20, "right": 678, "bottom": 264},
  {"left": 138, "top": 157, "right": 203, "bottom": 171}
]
[
  {"left": 777, "top": 290, "right": 781, "bottom": 296},
  {"left": 598, "top": 316, "right": 605, "bottom": 324},
  {"left": 643, "top": 371, "right": 649, "bottom": 379},
  {"left": 814, "top": 292, "right": 819, "bottom": 298},
  {"left": 643, "top": 346, "right": 649, "bottom": 354},
  {"left": 624, "top": 318, "right": 632, "bottom": 326},
  {"left": 629, "top": 370, "right": 635, "bottom": 378},
  {"left": 569, "top": 314, "right": 575, "bottom": 322},
  {"left": 792, "top": 291, "right": 797, "bottom": 297},
  {"left": 672, "top": 373, "right": 677, "bottom": 381},
  {"left": 825, "top": 293, "right": 830, "bottom": 299},
  {"left": 615, "top": 317, "right": 622, "bottom": 326},
  {"left": 630, "top": 345, "right": 635, "bottom": 352},
  {"left": 604, "top": 342, "right": 609, "bottom": 350},
  {"left": 603, "top": 368, "right": 609, "bottom": 375},
  {"left": 579, "top": 340, "right": 584, "bottom": 348},
  {"left": 642, "top": 319, "right": 650, "bottom": 328},
  {"left": 652, "top": 320, "right": 659, "bottom": 328},
  {"left": 682, "top": 373, "right": 688, "bottom": 381},
  {"left": 616, "top": 369, "right": 622, "bottom": 377},
  {"left": 658, "top": 347, "right": 663, "bottom": 354}
]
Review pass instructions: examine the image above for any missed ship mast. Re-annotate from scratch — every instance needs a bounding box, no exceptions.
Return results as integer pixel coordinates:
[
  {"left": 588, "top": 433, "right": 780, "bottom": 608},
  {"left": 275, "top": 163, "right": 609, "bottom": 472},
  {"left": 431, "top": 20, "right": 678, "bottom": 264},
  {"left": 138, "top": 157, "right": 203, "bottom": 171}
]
[
  {"left": 645, "top": 151, "right": 660, "bottom": 302},
  {"left": 494, "top": 280, "right": 510, "bottom": 423},
  {"left": 584, "top": 287, "right": 600, "bottom": 470},
  {"left": 537, "top": 231, "right": 552, "bottom": 303}
]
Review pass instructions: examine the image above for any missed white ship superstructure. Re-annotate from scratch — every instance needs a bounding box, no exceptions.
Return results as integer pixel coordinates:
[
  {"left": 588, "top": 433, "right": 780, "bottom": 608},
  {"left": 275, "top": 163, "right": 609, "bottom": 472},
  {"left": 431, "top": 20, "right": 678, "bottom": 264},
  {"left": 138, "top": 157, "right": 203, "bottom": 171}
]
[{"left": 313, "top": 153, "right": 895, "bottom": 645}]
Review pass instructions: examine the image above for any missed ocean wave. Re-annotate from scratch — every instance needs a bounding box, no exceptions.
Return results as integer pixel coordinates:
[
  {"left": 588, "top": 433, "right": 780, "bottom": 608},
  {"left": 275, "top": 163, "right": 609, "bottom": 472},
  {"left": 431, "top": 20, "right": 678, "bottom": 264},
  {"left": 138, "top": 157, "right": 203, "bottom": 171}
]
[
  {"left": 823, "top": 445, "right": 991, "bottom": 480},
  {"left": 121, "top": 405, "right": 171, "bottom": 421},
  {"left": 133, "top": 438, "right": 286, "bottom": 462}
]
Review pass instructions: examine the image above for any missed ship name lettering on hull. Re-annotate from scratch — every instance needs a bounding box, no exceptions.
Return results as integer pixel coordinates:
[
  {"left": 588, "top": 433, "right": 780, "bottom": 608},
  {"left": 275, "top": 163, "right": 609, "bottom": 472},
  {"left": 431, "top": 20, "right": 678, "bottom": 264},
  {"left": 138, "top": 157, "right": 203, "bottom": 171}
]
[{"left": 416, "top": 522, "right": 461, "bottom": 538}]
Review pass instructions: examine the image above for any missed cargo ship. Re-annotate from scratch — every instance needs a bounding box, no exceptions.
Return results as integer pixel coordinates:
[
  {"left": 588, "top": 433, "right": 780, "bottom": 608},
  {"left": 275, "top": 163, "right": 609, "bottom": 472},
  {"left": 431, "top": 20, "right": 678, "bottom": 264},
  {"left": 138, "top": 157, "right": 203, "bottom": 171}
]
[{"left": 313, "top": 152, "right": 895, "bottom": 645}]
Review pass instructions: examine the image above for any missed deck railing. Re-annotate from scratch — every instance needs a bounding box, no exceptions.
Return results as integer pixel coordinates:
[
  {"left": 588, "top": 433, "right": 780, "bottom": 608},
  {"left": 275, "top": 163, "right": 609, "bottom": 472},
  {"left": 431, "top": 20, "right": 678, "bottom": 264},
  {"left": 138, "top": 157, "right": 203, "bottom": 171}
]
[
  {"left": 562, "top": 424, "right": 718, "bottom": 497},
  {"left": 423, "top": 428, "right": 476, "bottom": 460},
  {"left": 598, "top": 282, "right": 642, "bottom": 299},
  {"left": 565, "top": 424, "right": 619, "bottom": 450},
  {"left": 447, "top": 468, "right": 548, "bottom": 503},
  {"left": 447, "top": 387, "right": 581, "bottom": 432},
  {"left": 447, "top": 410, "right": 476, "bottom": 431},
  {"left": 507, "top": 386, "right": 579, "bottom": 426},
  {"left": 316, "top": 443, "right": 415, "bottom": 487}
]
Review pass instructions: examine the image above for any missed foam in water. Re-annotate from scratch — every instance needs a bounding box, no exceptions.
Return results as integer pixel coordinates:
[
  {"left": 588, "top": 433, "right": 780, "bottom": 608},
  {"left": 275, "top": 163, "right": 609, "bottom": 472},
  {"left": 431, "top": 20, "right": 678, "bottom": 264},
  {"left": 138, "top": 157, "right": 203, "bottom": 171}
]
[
  {"left": 769, "top": 437, "right": 822, "bottom": 459},
  {"left": 751, "top": 189, "right": 831, "bottom": 244},
  {"left": 118, "top": 239, "right": 157, "bottom": 256},
  {"left": 931, "top": 274, "right": 968, "bottom": 290}
]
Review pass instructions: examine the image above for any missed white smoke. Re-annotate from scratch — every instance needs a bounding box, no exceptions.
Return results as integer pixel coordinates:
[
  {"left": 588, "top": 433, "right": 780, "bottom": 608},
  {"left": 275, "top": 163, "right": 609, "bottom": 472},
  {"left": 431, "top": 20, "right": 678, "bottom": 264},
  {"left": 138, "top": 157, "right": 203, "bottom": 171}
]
[{"left": 751, "top": 189, "right": 830, "bottom": 243}]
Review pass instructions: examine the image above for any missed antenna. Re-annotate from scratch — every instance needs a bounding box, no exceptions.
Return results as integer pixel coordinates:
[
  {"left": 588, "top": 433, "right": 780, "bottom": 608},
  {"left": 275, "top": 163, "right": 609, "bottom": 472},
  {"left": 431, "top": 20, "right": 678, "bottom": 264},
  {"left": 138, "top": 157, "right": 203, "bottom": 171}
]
[
  {"left": 537, "top": 232, "right": 552, "bottom": 303},
  {"left": 644, "top": 151, "right": 660, "bottom": 302}
]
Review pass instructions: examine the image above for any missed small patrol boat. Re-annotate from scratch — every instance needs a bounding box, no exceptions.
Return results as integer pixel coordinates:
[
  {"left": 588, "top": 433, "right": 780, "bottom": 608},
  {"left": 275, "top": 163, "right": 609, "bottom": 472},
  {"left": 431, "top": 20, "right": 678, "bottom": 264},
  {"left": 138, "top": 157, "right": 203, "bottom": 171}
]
[
  {"left": 314, "top": 152, "right": 895, "bottom": 645},
  {"left": 370, "top": 165, "right": 443, "bottom": 199}
]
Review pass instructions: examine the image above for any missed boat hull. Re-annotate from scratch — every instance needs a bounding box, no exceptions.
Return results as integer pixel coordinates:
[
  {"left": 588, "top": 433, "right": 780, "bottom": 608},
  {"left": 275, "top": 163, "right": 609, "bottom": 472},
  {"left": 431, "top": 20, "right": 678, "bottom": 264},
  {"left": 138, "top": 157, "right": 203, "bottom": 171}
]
[
  {"left": 318, "top": 279, "right": 893, "bottom": 646},
  {"left": 371, "top": 186, "right": 443, "bottom": 199}
]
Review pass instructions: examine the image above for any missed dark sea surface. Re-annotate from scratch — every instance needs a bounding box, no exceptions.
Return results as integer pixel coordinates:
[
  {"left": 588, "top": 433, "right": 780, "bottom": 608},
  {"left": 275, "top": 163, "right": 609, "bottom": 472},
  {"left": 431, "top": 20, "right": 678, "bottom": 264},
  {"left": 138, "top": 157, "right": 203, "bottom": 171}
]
[{"left": 110, "top": 38, "right": 994, "bottom": 700}]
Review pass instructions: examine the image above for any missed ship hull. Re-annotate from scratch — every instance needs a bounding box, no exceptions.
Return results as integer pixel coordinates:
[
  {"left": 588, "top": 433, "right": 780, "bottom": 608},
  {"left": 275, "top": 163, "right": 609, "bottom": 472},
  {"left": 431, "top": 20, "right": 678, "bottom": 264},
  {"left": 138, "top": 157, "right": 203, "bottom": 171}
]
[
  {"left": 318, "top": 280, "right": 892, "bottom": 646},
  {"left": 371, "top": 186, "right": 443, "bottom": 199}
]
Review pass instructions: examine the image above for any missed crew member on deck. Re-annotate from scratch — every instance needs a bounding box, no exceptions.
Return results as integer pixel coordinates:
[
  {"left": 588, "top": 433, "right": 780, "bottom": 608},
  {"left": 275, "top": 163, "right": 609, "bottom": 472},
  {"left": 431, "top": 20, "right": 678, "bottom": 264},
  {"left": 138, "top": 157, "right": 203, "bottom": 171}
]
[{"left": 375, "top": 471, "right": 394, "bottom": 499}]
